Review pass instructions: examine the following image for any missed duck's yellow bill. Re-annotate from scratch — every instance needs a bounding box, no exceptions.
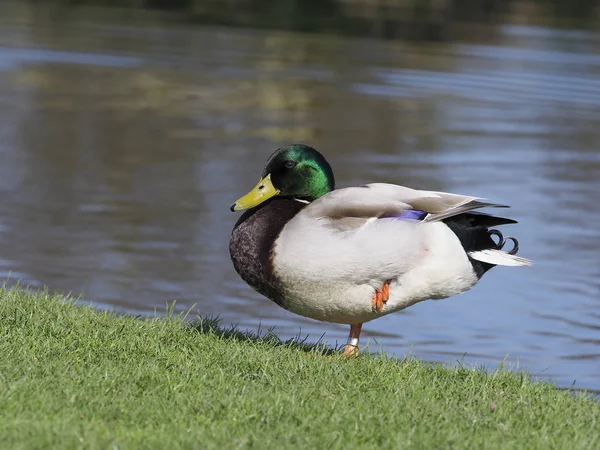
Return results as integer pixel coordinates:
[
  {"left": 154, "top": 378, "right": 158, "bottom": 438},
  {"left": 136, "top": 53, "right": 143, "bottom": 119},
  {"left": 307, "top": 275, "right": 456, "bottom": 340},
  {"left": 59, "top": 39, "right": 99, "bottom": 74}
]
[{"left": 230, "top": 173, "right": 280, "bottom": 211}]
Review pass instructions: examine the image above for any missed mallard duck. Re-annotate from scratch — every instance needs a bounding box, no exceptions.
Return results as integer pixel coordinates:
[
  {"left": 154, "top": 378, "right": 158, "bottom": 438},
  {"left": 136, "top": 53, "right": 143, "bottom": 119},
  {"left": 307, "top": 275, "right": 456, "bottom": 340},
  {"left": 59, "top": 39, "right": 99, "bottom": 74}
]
[{"left": 229, "top": 144, "right": 531, "bottom": 355}]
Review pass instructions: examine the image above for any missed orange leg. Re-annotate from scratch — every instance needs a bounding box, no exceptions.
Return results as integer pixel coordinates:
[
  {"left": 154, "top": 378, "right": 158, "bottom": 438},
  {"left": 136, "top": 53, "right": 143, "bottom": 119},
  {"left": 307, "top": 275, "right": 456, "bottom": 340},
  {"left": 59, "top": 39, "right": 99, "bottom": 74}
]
[
  {"left": 344, "top": 323, "right": 362, "bottom": 356},
  {"left": 371, "top": 280, "right": 391, "bottom": 312}
]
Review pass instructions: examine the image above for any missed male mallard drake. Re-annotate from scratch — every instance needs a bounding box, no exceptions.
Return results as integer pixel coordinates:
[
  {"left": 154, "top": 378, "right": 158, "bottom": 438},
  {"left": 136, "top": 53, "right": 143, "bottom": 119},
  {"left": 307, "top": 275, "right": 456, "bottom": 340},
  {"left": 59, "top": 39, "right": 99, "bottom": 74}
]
[{"left": 229, "top": 144, "right": 531, "bottom": 355}]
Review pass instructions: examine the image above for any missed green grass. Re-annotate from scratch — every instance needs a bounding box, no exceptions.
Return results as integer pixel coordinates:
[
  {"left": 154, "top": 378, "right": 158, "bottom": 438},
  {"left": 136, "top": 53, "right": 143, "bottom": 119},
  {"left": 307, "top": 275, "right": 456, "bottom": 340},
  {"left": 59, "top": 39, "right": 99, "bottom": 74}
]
[{"left": 0, "top": 285, "right": 598, "bottom": 449}]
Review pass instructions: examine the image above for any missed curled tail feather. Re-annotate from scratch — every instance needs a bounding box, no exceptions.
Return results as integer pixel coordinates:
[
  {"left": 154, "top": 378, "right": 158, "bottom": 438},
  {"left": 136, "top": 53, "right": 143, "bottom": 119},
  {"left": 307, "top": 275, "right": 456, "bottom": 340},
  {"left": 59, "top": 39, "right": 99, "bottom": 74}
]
[{"left": 468, "top": 229, "right": 532, "bottom": 267}]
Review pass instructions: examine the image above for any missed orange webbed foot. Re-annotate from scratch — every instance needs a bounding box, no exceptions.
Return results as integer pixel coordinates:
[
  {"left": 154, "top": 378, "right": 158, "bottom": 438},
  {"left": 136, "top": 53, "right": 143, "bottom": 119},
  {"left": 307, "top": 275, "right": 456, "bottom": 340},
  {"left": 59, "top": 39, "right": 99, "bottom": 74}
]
[
  {"left": 371, "top": 280, "right": 391, "bottom": 312},
  {"left": 344, "top": 344, "right": 359, "bottom": 356}
]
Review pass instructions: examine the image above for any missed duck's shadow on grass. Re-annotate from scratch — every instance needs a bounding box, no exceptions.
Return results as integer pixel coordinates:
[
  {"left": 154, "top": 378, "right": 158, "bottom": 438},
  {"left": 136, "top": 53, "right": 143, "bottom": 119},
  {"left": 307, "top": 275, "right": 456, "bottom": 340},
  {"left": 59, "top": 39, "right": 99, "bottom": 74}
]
[
  {"left": 187, "top": 315, "right": 600, "bottom": 400},
  {"left": 188, "top": 316, "right": 341, "bottom": 356}
]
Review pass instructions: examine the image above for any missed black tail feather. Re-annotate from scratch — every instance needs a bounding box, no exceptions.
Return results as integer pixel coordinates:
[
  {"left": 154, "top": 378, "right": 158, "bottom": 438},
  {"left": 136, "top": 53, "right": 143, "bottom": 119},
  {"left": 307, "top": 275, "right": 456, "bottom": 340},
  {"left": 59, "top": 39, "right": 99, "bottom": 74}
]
[{"left": 443, "top": 212, "right": 519, "bottom": 278}]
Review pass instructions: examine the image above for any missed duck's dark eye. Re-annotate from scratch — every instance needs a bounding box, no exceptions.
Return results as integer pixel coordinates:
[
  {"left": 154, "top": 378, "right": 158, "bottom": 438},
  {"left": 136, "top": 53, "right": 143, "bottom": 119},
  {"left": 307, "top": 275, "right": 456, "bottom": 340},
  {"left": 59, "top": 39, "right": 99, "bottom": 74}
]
[{"left": 284, "top": 160, "right": 297, "bottom": 169}]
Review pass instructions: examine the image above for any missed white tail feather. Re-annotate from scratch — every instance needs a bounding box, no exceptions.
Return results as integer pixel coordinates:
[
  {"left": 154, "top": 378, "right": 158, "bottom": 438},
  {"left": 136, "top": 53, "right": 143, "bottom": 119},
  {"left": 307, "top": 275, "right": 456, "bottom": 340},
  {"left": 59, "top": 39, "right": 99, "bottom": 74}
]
[{"left": 468, "top": 249, "right": 532, "bottom": 267}]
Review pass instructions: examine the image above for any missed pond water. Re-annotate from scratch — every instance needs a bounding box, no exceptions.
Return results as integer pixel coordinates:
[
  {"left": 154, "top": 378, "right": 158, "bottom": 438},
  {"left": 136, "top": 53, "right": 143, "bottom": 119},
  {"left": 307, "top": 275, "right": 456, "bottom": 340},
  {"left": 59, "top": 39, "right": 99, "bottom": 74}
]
[{"left": 0, "top": 8, "right": 599, "bottom": 392}]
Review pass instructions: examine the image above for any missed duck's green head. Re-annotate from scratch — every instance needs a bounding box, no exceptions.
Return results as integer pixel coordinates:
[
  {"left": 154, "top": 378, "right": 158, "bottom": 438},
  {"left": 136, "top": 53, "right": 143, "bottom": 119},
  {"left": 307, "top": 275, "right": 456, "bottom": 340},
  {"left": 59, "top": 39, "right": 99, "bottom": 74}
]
[{"left": 230, "top": 144, "right": 335, "bottom": 212}]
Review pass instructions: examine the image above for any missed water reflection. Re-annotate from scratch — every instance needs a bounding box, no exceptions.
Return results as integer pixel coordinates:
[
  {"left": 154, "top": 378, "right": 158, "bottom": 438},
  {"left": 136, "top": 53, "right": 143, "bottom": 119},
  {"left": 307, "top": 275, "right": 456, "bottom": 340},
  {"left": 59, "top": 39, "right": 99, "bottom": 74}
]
[{"left": 0, "top": 12, "right": 599, "bottom": 391}]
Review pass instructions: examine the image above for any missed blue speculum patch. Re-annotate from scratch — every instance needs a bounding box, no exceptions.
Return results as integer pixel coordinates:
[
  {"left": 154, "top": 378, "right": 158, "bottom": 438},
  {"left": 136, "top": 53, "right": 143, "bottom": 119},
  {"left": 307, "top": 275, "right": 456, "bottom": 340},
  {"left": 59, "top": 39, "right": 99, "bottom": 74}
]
[{"left": 394, "top": 209, "right": 428, "bottom": 220}]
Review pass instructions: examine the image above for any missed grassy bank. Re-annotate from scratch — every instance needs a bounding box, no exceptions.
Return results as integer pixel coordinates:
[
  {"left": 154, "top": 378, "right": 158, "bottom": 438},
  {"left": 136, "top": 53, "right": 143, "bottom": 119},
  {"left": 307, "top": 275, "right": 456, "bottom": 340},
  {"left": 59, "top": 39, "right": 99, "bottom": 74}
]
[{"left": 1, "top": 286, "right": 598, "bottom": 449}]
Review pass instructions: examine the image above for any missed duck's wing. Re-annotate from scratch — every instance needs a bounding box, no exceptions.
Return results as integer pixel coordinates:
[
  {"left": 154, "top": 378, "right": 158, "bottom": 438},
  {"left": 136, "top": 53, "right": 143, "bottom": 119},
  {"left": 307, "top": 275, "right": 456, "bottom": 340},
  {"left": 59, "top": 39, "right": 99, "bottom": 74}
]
[{"left": 305, "top": 183, "right": 508, "bottom": 230}]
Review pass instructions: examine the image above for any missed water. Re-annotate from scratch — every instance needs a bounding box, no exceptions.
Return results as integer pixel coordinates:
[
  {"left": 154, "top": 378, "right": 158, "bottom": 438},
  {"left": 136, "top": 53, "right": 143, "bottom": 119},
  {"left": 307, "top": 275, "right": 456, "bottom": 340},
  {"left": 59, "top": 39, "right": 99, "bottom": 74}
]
[{"left": 0, "top": 11, "right": 599, "bottom": 392}]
